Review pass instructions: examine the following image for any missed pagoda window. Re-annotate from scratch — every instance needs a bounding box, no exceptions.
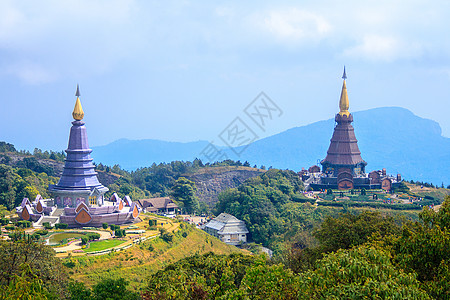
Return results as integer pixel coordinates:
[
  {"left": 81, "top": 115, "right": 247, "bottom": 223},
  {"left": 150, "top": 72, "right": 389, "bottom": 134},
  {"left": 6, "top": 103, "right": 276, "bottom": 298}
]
[{"left": 89, "top": 196, "right": 97, "bottom": 206}]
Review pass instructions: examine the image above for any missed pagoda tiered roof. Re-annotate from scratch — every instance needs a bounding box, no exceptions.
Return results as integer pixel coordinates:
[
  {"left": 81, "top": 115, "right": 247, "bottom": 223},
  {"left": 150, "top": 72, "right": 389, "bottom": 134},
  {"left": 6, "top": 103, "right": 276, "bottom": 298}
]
[{"left": 49, "top": 86, "right": 108, "bottom": 195}]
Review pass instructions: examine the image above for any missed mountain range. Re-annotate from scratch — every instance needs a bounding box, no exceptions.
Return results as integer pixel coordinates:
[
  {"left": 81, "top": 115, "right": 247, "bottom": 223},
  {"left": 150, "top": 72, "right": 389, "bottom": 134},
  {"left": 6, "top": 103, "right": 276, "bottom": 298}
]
[{"left": 91, "top": 107, "right": 450, "bottom": 185}]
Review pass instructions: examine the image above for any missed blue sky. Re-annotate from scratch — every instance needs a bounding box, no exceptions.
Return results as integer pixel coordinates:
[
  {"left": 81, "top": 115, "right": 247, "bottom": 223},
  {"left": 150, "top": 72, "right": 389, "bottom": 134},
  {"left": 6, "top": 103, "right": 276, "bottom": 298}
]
[{"left": 1, "top": 0, "right": 449, "bottom": 151}]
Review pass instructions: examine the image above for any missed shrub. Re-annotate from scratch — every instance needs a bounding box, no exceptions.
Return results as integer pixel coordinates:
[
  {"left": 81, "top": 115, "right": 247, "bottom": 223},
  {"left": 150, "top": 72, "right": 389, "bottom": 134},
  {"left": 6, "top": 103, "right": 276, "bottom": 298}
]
[
  {"left": 0, "top": 218, "right": 9, "bottom": 226},
  {"left": 87, "top": 232, "right": 101, "bottom": 241},
  {"left": 5, "top": 225, "right": 15, "bottom": 231},
  {"left": 182, "top": 232, "right": 188, "bottom": 238},
  {"left": 55, "top": 223, "right": 68, "bottom": 229},
  {"left": 291, "top": 194, "right": 316, "bottom": 204},
  {"left": 63, "top": 260, "right": 76, "bottom": 269},
  {"left": 43, "top": 222, "right": 53, "bottom": 230},
  {"left": 35, "top": 229, "right": 48, "bottom": 235},
  {"left": 361, "top": 188, "right": 366, "bottom": 195},
  {"left": 115, "top": 229, "right": 126, "bottom": 238},
  {"left": 102, "top": 223, "right": 108, "bottom": 229},
  {"left": 327, "top": 189, "right": 333, "bottom": 195},
  {"left": 81, "top": 236, "right": 89, "bottom": 245},
  {"left": 16, "top": 220, "right": 32, "bottom": 228},
  {"left": 161, "top": 232, "right": 174, "bottom": 243},
  {"left": 110, "top": 224, "right": 120, "bottom": 231},
  {"left": 148, "top": 219, "right": 157, "bottom": 226},
  {"left": 31, "top": 232, "right": 41, "bottom": 240}
]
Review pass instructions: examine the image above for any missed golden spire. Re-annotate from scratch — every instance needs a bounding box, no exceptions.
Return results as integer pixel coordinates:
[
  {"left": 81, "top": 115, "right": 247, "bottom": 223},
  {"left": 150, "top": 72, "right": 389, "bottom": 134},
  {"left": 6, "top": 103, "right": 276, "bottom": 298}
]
[
  {"left": 339, "top": 67, "right": 350, "bottom": 117},
  {"left": 72, "top": 84, "right": 84, "bottom": 120}
]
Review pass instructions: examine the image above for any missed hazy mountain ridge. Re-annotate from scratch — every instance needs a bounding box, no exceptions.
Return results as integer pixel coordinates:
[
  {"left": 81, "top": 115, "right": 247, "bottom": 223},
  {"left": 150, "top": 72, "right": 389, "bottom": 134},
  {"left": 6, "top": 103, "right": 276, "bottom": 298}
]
[{"left": 91, "top": 107, "right": 450, "bottom": 184}]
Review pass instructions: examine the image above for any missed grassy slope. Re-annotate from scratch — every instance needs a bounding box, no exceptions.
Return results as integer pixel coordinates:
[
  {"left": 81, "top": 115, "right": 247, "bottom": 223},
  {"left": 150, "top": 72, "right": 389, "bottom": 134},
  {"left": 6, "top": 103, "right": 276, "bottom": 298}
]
[
  {"left": 405, "top": 183, "right": 450, "bottom": 201},
  {"left": 84, "top": 239, "right": 126, "bottom": 252},
  {"left": 68, "top": 226, "right": 246, "bottom": 290}
]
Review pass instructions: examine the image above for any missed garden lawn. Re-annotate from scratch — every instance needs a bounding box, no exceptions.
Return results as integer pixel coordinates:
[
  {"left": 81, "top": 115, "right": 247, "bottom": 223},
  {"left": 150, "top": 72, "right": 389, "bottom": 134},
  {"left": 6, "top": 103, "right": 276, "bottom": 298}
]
[{"left": 84, "top": 239, "right": 126, "bottom": 253}]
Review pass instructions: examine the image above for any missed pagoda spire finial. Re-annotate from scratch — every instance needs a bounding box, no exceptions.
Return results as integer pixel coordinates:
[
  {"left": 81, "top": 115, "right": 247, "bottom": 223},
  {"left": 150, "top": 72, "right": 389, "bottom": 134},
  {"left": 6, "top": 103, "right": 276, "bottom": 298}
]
[
  {"left": 75, "top": 84, "right": 80, "bottom": 97},
  {"left": 339, "top": 67, "right": 349, "bottom": 117},
  {"left": 72, "top": 84, "right": 84, "bottom": 121}
]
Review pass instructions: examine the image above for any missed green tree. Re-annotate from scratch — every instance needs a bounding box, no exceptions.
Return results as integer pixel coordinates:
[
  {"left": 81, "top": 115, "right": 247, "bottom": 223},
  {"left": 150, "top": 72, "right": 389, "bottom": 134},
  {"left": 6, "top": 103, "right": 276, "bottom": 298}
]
[
  {"left": 171, "top": 177, "right": 199, "bottom": 214},
  {"left": 0, "top": 264, "right": 50, "bottom": 300},
  {"left": 0, "top": 238, "right": 68, "bottom": 298},
  {"left": 299, "top": 245, "right": 429, "bottom": 299},
  {"left": 92, "top": 278, "right": 139, "bottom": 300},
  {"left": 68, "top": 281, "right": 91, "bottom": 300},
  {"left": 314, "top": 210, "right": 401, "bottom": 254},
  {"left": 0, "top": 142, "right": 16, "bottom": 153},
  {"left": 231, "top": 263, "right": 299, "bottom": 299},
  {"left": 391, "top": 196, "right": 450, "bottom": 298},
  {"left": 145, "top": 252, "right": 256, "bottom": 299}
]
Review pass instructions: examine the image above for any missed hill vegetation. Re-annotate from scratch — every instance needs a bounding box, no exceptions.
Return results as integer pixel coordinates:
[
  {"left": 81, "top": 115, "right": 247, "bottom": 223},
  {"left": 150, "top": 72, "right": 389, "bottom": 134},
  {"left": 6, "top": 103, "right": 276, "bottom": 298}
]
[
  {"left": 214, "top": 169, "right": 434, "bottom": 255},
  {"left": 68, "top": 223, "right": 245, "bottom": 290},
  {"left": 2, "top": 193, "right": 450, "bottom": 298},
  {"left": 0, "top": 164, "right": 58, "bottom": 210},
  {"left": 0, "top": 141, "right": 263, "bottom": 212},
  {"left": 144, "top": 196, "right": 450, "bottom": 299},
  {"left": 1, "top": 141, "right": 450, "bottom": 298}
]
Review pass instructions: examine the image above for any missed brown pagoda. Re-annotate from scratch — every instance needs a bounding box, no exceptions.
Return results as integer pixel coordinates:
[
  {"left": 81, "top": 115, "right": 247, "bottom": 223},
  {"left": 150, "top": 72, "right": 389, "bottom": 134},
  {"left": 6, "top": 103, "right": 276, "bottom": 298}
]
[{"left": 320, "top": 68, "right": 367, "bottom": 189}]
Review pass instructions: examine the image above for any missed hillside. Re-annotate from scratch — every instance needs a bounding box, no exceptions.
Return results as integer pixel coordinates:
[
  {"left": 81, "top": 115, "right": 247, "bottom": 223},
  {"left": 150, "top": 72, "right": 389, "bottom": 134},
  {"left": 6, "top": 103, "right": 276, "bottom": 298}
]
[
  {"left": 0, "top": 150, "right": 265, "bottom": 209},
  {"left": 91, "top": 107, "right": 450, "bottom": 185},
  {"left": 68, "top": 225, "right": 246, "bottom": 290},
  {"left": 185, "top": 166, "right": 265, "bottom": 205}
]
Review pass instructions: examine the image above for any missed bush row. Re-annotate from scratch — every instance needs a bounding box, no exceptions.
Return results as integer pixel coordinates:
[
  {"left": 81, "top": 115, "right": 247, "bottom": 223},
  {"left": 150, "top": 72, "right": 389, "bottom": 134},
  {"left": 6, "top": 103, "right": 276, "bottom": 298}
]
[{"left": 318, "top": 201, "right": 422, "bottom": 210}]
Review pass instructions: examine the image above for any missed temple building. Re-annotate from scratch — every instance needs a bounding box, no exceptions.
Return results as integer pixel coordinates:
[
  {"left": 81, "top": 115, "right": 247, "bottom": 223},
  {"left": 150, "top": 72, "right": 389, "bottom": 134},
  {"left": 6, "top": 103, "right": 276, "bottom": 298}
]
[
  {"left": 308, "top": 68, "right": 400, "bottom": 191},
  {"left": 16, "top": 86, "right": 141, "bottom": 227},
  {"left": 48, "top": 85, "right": 109, "bottom": 207}
]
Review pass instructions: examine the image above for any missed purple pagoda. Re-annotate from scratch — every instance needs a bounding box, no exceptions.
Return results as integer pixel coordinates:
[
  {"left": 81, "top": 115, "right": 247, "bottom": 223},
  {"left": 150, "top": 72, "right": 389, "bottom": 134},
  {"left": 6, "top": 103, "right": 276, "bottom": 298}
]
[
  {"left": 17, "top": 86, "right": 141, "bottom": 227},
  {"left": 48, "top": 85, "right": 109, "bottom": 207}
]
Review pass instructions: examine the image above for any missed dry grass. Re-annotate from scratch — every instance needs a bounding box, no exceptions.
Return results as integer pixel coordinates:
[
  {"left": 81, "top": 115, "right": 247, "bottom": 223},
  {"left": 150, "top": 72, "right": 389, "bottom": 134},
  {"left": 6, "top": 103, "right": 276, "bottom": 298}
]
[{"left": 67, "top": 225, "right": 246, "bottom": 290}]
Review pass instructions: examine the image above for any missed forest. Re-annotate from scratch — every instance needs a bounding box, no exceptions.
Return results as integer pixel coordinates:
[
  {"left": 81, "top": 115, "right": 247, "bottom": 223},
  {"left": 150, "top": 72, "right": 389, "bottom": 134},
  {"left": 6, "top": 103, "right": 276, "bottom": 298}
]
[
  {"left": 1, "top": 141, "right": 450, "bottom": 298},
  {"left": 1, "top": 196, "right": 450, "bottom": 299}
]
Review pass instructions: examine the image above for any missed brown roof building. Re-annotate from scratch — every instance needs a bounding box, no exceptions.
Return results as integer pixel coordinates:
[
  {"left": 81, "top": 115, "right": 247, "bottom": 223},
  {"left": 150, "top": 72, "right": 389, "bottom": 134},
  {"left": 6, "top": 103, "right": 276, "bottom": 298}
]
[{"left": 137, "top": 197, "right": 178, "bottom": 215}]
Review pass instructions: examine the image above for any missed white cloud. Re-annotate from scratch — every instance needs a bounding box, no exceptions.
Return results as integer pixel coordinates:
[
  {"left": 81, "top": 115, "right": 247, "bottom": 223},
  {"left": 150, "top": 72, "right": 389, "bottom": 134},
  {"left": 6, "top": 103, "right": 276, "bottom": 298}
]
[
  {"left": 342, "top": 35, "right": 423, "bottom": 62},
  {"left": 0, "top": 0, "right": 139, "bottom": 84},
  {"left": 6, "top": 61, "right": 57, "bottom": 85},
  {"left": 251, "top": 8, "right": 331, "bottom": 45}
]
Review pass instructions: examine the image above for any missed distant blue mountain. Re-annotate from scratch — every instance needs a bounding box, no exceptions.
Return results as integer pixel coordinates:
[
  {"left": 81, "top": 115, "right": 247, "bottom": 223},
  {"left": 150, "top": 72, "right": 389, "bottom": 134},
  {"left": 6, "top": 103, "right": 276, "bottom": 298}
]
[
  {"left": 91, "top": 139, "right": 212, "bottom": 170},
  {"left": 91, "top": 107, "right": 450, "bottom": 185}
]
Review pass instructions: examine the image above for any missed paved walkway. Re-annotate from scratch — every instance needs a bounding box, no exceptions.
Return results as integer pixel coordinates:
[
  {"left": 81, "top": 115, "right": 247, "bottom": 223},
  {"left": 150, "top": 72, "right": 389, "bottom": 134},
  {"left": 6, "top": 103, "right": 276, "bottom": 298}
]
[{"left": 54, "top": 230, "right": 111, "bottom": 253}]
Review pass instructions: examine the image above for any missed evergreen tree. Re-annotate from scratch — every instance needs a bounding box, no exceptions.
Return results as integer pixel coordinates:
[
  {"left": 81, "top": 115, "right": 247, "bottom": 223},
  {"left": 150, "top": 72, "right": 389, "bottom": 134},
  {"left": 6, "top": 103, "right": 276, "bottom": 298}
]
[{"left": 170, "top": 177, "right": 199, "bottom": 214}]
